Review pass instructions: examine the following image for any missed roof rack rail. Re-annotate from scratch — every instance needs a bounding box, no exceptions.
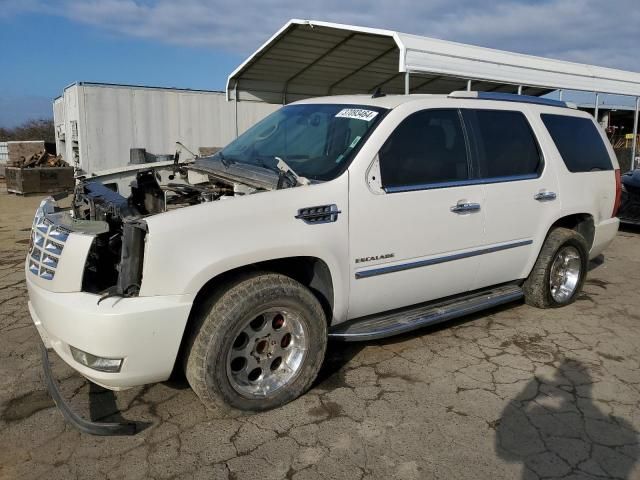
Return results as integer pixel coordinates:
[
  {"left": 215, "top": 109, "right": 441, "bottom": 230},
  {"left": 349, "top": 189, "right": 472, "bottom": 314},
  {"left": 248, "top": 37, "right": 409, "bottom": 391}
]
[{"left": 448, "top": 91, "right": 576, "bottom": 109}]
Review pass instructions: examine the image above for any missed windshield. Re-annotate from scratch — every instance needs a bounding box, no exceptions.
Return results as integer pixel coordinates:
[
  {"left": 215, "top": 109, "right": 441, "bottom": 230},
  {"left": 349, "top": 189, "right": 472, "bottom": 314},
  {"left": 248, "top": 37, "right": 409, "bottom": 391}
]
[{"left": 218, "top": 104, "right": 387, "bottom": 181}]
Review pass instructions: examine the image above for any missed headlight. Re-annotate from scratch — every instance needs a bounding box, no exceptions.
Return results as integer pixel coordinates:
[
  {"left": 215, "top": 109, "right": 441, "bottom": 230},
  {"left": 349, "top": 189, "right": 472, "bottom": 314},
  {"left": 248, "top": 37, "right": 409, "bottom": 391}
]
[{"left": 70, "top": 346, "right": 123, "bottom": 373}]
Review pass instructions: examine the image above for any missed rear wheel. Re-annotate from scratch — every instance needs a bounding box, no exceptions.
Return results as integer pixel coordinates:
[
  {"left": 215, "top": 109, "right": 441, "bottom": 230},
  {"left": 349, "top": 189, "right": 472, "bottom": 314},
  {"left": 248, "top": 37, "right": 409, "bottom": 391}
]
[
  {"left": 185, "top": 272, "right": 327, "bottom": 412},
  {"left": 523, "top": 228, "right": 589, "bottom": 308}
]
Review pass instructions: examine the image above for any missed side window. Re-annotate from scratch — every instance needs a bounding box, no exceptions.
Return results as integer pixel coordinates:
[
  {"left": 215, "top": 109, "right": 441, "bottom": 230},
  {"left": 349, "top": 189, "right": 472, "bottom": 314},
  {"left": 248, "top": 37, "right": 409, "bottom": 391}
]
[
  {"left": 541, "top": 114, "right": 613, "bottom": 172},
  {"left": 462, "top": 109, "right": 542, "bottom": 179},
  {"left": 379, "top": 109, "right": 469, "bottom": 189}
]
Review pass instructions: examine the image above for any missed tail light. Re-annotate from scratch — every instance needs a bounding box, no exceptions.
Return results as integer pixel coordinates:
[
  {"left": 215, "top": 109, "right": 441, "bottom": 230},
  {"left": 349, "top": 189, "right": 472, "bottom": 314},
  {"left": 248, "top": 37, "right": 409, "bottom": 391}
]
[{"left": 612, "top": 169, "right": 622, "bottom": 217}]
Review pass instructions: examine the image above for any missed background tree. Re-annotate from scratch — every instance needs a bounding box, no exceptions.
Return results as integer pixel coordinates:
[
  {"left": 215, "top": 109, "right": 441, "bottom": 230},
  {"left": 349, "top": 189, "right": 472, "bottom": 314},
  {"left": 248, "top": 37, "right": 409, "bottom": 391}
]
[{"left": 0, "top": 119, "right": 55, "bottom": 143}]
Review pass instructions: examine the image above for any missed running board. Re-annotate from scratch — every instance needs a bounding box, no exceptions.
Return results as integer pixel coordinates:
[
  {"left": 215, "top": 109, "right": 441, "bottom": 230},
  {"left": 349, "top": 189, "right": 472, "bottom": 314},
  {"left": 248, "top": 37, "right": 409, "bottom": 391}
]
[{"left": 329, "top": 285, "right": 523, "bottom": 342}]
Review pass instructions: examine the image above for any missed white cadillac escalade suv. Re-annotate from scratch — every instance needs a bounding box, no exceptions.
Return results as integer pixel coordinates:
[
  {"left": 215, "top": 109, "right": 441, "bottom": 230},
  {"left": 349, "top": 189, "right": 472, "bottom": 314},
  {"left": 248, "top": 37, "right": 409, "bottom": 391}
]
[{"left": 27, "top": 91, "right": 621, "bottom": 434}]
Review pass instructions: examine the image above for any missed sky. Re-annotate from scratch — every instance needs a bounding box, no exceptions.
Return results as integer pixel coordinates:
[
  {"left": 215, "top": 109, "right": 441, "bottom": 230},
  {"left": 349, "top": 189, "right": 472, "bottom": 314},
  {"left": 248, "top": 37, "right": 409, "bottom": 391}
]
[{"left": 1, "top": 0, "right": 639, "bottom": 127}]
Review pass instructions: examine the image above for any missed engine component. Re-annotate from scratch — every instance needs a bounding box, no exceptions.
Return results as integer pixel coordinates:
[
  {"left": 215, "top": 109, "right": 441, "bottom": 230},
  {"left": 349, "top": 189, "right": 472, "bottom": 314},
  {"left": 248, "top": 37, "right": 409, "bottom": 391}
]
[{"left": 115, "top": 220, "right": 146, "bottom": 297}]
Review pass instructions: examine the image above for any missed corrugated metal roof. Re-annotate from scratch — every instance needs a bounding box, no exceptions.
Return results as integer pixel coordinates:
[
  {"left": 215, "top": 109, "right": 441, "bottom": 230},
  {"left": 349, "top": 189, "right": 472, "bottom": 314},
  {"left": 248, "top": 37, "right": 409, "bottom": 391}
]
[{"left": 227, "top": 19, "right": 640, "bottom": 104}]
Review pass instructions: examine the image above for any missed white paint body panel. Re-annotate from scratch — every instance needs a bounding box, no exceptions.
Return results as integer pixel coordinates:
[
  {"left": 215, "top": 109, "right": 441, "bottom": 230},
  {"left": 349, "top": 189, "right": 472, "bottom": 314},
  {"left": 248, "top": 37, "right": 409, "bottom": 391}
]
[
  {"left": 472, "top": 106, "right": 561, "bottom": 288},
  {"left": 347, "top": 100, "right": 485, "bottom": 318},
  {"left": 141, "top": 174, "right": 351, "bottom": 321},
  {"left": 28, "top": 94, "right": 620, "bottom": 390},
  {"left": 27, "top": 273, "right": 192, "bottom": 389}
]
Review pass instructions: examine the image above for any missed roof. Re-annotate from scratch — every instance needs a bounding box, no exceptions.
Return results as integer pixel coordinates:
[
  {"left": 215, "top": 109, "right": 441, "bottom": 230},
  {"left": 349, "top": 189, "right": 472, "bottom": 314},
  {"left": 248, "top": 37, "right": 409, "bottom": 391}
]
[
  {"left": 291, "top": 92, "right": 584, "bottom": 115},
  {"left": 65, "top": 82, "right": 225, "bottom": 95},
  {"left": 53, "top": 82, "right": 226, "bottom": 102},
  {"left": 292, "top": 93, "right": 440, "bottom": 108},
  {"left": 227, "top": 19, "right": 640, "bottom": 104}
]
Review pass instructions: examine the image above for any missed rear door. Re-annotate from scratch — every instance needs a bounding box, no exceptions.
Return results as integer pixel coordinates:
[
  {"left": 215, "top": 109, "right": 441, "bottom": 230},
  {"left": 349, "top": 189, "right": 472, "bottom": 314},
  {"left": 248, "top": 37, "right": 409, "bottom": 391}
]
[
  {"left": 461, "top": 108, "right": 560, "bottom": 289},
  {"left": 347, "top": 107, "right": 486, "bottom": 319}
]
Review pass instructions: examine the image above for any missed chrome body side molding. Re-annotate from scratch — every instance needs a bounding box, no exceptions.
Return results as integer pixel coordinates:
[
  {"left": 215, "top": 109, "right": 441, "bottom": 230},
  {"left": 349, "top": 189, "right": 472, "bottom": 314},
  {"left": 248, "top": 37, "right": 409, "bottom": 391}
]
[
  {"left": 355, "top": 239, "right": 533, "bottom": 279},
  {"left": 384, "top": 173, "right": 540, "bottom": 194}
]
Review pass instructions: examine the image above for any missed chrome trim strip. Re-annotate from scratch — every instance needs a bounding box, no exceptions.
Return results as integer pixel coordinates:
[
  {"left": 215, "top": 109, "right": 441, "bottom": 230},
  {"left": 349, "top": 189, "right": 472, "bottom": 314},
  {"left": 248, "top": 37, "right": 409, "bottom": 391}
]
[
  {"left": 355, "top": 239, "right": 533, "bottom": 279},
  {"left": 384, "top": 173, "right": 539, "bottom": 194}
]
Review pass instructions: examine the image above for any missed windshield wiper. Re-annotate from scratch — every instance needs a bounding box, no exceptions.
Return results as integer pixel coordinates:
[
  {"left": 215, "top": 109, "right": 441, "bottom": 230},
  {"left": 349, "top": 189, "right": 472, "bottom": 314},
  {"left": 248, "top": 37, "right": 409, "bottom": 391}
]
[{"left": 217, "top": 151, "right": 234, "bottom": 168}]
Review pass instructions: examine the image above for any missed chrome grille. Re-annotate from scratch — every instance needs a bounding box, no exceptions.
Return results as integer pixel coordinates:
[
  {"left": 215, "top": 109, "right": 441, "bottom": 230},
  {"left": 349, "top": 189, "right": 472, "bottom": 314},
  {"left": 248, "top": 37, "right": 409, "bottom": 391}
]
[{"left": 29, "top": 203, "right": 68, "bottom": 280}]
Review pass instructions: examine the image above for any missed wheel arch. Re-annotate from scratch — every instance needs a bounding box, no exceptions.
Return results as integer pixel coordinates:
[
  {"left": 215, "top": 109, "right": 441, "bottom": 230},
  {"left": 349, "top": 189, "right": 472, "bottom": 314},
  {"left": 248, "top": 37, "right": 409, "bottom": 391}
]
[
  {"left": 547, "top": 213, "right": 595, "bottom": 251},
  {"left": 522, "top": 213, "right": 595, "bottom": 281},
  {"left": 171, "top": 256, "right": 335, "bottom": 378}
]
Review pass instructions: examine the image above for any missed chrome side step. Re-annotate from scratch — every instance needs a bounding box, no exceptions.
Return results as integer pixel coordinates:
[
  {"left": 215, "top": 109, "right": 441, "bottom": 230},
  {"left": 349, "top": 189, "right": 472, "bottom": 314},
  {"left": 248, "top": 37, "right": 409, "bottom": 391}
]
[{"left": 329, "top": 285, "right": 523, "bottom": 342}]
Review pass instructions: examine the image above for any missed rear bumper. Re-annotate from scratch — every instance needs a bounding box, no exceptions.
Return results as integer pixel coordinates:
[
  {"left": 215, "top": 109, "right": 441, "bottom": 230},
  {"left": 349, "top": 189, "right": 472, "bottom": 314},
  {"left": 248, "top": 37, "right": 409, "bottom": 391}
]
[
  {"left": 27, "top": 272, "right": 193, "bottom": 390},
  {"left": 590, "top": 217, "right": 620, "bottom": 259}
]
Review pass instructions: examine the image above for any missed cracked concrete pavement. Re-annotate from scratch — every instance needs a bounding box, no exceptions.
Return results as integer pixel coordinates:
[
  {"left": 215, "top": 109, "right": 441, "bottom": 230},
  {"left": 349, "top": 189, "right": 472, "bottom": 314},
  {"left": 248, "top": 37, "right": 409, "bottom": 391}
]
[{"left": 1, "top": 186, "right": 640, "bottom": 480}]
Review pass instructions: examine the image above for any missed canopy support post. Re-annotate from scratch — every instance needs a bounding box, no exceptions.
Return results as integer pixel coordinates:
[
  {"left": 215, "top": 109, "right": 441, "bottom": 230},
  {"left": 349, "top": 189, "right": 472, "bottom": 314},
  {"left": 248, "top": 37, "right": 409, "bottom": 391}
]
[
  {"left": 594, "top": 93, "right": 600, "bottom": 123},
  {"left": 632, "top": 96, "right": 639, "bottom": 170},
  {"left": 466, "top": 80, "right": 472, "bottom": 91},
  {"left": 517, "top": 85, "right": 523, "bottom": 95},
  {"left": 404, "top": 72, "right": 410, "bottom": 95},
  {"left": 234, "top": 80, "right": 239, "bottom": 138},
  {"left": 558, "top": 90, "right": 563, "bottom": 101}
]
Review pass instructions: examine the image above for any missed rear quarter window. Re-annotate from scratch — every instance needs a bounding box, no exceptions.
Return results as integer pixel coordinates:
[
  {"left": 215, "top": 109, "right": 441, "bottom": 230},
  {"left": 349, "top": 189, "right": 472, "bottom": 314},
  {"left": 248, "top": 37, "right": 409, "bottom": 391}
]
[{"left": 541, "top": 114, "right": 613, "bottom": 172}]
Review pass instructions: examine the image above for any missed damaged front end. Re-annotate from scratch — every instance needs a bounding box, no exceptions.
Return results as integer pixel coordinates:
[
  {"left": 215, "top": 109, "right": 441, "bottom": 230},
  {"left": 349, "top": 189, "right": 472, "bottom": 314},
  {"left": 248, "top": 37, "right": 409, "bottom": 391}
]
[
  {"left": 72, "top": 156, "right": 284, "bottom": 299},
  {"left": 73, "top": 180, "right": 148, "bottom": 299}
]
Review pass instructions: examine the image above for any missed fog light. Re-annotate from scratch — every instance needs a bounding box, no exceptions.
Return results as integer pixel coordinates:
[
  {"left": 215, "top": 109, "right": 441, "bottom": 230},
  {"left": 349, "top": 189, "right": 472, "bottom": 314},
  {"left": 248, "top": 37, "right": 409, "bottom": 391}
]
[{"left": 70, "top": 346, "right": 123, "bottom": 373}]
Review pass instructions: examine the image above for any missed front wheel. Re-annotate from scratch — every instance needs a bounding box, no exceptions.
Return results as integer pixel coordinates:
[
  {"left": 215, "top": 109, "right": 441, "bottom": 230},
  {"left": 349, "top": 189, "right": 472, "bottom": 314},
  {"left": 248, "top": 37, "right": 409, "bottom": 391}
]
[
  {"left": 184, "top": 273, "right": 327, "bottom": 412},
  {"left": 523, "top": 228, "right": 589, "bottom": 308}
]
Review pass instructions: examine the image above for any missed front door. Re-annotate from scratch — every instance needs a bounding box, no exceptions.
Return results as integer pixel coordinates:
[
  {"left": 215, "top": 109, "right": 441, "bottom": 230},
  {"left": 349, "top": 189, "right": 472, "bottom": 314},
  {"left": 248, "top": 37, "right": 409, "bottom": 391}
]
[{"left": 348, "top": 108, "right": 486, "bottom": 319}]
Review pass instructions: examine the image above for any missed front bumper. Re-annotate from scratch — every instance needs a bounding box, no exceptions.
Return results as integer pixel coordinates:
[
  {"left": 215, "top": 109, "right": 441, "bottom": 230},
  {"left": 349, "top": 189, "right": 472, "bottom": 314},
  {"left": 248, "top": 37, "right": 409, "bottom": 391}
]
[
  {"left": 41, "top": 341, "right": 137, "bottom": 435},
  {"left": 27, "top": 272, "right": 193, "bottom": 390}
]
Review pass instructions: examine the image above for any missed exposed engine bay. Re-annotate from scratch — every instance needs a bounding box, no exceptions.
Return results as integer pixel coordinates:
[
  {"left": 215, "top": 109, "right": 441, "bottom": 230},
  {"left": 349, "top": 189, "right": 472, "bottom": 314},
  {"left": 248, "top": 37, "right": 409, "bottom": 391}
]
[{"left": 73, "top": 155, "right": 303, "bottom": 299}]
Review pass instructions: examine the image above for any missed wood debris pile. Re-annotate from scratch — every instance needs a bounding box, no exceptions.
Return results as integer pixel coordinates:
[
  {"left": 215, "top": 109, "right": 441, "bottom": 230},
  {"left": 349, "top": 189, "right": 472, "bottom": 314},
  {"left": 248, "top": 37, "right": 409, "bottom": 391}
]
[{"left": 9, "top": 150, "right": 68, "bottom": 168}]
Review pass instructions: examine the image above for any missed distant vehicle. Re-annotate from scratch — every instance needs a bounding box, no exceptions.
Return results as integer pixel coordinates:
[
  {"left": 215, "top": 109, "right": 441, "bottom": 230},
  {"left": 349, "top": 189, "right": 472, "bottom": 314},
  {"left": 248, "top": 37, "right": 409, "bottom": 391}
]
[
  {"left": 26, "top": 91, "right": 621, "bottom": 434},
  {"left": 619, "top": 169, "right": 640, "bottom": 225}
]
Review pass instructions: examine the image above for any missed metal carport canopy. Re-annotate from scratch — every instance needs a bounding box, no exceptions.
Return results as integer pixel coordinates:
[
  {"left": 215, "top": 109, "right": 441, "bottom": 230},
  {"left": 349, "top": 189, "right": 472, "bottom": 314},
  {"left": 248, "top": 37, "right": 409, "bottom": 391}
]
[{"left": 226, "top": 19, "right": 640, "bottom": 104}]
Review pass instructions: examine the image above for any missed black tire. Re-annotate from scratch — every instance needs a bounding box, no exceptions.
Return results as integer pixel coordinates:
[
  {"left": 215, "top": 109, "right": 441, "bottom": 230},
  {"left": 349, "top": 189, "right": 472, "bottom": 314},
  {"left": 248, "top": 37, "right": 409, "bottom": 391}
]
[
  {"left": 523, "top": 227, "right": 589, "bottom": 309},
  {"left": 184, "top": 272, "right": 327, "bottom": 412}
]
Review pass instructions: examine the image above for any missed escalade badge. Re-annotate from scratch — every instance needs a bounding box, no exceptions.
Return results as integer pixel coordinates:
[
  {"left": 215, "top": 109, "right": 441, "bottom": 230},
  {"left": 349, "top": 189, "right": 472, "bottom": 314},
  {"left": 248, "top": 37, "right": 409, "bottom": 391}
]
[{"left": 355, "top": 253, "right": 394, "bottom": 264}]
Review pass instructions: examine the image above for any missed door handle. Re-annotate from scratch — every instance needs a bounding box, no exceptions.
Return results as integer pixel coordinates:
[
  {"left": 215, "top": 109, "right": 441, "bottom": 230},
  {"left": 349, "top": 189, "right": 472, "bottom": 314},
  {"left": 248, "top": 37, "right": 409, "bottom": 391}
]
[
  {"left": 534, "top": 191, "right": 557, "bottom": 202},
  {"left": 450, "top": 201, "right": 481, "bottom": 214}
]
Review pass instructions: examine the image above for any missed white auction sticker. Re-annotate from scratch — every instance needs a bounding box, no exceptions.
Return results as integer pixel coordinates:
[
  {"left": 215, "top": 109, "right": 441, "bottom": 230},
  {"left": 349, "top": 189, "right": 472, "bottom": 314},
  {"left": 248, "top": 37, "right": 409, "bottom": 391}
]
[{"left": 335, "top": 108, "right": 379, "bottom": 121}]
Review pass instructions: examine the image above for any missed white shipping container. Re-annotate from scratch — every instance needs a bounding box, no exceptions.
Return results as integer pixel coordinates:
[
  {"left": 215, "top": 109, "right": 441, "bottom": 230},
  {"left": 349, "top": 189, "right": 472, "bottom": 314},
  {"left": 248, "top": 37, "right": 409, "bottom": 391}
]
[{"left": 53, "top": 83, "right": 279, "bottom": 174}]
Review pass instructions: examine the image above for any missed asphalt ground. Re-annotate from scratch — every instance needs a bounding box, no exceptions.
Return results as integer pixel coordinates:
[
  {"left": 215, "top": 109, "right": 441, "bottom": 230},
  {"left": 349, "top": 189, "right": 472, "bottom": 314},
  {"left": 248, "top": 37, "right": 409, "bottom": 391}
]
[{"left": 1, "top": 185, "right": 640, "bottom": 480}]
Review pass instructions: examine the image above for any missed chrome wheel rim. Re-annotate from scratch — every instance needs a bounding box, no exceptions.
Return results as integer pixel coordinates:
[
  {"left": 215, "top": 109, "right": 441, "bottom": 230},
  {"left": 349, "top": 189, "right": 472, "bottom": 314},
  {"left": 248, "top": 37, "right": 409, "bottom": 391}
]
[
  {"left": 226, "top": 309, "right": 307, "bottom": 398},
  {"left": 549, "top": 246, "right": 582, "bottom": 303}
]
